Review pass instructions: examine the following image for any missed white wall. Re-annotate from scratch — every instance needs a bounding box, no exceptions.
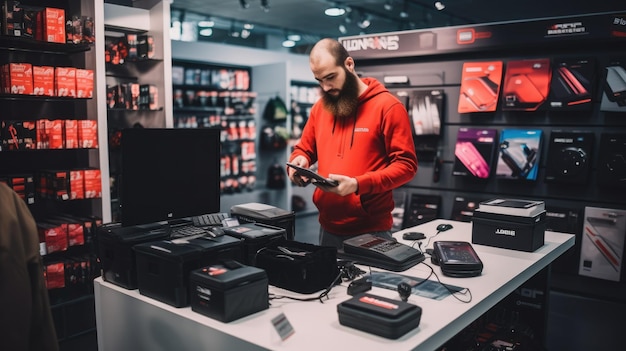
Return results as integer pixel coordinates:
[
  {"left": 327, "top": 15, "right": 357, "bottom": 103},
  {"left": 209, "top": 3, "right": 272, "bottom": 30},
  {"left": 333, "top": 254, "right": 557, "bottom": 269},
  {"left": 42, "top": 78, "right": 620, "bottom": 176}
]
[{"left": 171, "top": 40, "right": 315, "bottom": 83}]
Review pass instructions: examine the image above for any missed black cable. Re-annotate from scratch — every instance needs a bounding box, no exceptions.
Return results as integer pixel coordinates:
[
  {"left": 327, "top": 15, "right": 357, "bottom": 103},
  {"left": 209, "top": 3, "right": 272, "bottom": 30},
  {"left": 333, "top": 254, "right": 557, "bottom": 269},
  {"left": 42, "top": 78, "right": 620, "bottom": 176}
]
[{"left": 419, "top": 260, "right": 473, "bottom": 303}]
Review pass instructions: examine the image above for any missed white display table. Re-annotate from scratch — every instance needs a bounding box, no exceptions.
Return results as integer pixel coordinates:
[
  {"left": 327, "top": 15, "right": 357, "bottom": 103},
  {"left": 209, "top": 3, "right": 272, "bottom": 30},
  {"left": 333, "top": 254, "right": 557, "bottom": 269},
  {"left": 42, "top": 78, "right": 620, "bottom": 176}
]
[{"left": 94, "top": 219, "right": 574, "bottom": 351}]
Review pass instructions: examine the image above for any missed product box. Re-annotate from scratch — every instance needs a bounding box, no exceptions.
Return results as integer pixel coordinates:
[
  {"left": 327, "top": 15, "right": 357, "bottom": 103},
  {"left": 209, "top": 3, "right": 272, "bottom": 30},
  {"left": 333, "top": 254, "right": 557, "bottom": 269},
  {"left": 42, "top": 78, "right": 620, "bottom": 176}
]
[
  {"left": 1, "top": 120, "right": 36, "bottom": 150},
  {"left": 2, "top": 63, "right": 33, "bottom": 95},
  {"left": 83, "top": 168, "right": 101, "bottom": 198},
  {"left": 69, "top": 169, "right": 84, "bottom": 200},
  {"left": 46, "top": 119, "right": 64, "bottom": 149},
  {"left": 64, "top": 119, "right": 78, "bottom": 149},
  {"left": 55, "top": 66, "right": 76, "bottom": 97},
  {"left": 502, "top": 58, "right": 552, "bottom": 111},
  {"left": 97, "top": 222, "right": 170, "bottom": 289},
  {"left": 190, "top": 261, "right": 269, "bottom": 322},
  {"left": 133, "top": 235, "right": 243, "bottom": 307},
  {"left": 230, "top": 202, "right": 295, "bottom": 240},
  {"left": 37, "top": 221, "right": 69, "bottom": 255},
  {"left": 33, "top": 65, "right": 55, "bottom": 96},
  {"left": 457, "top": 61, "right": 503, "bottom": 113},
  {"left": 471, "top": 209, "right": 546, "bottom": 252},
  {"left": 44, "top": 262, "right": 65, "bottom": 289},
  {"left": 5, "top": 174, "right": 35, "bottom": 205},
  {"left": 77, "top": 119, "right": 98, "bottom": 148},
  {"left": 222, "top": 222, "right": 285, "bottom": 265},
  {"left": 75, "top": 68, "right": 93, "bottom": 98},
  {"left": 337, "top": 293, "right": 422, "bottom": 339},
  {"left": 579, "top": 206, "right": 626, "bottom": 282},
  {"left": 43, "top": 7, "right": 65, "bottom": 43},
  {"left": 39, "top": 169, "right": 70, "bottom": 200},
  {"left": 2, "top": 0, "right": 23, "bottom": 36}
]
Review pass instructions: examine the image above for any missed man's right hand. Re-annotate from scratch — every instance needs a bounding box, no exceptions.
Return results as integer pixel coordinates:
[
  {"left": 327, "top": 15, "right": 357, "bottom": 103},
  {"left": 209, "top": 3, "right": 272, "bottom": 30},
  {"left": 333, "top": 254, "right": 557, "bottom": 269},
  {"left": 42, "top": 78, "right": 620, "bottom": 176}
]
[{"left": 287, "top": 156, "right": 310, "bottom": 186}]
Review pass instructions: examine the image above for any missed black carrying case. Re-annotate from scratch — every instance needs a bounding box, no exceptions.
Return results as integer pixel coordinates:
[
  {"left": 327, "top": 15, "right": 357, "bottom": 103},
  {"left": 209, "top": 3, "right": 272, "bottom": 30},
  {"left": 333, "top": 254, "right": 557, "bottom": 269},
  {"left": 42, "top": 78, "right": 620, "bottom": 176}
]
[
  {"left": 230, "top": 202, "right": 296, "bottom": 240},
  {"left": 222, "top": 222, "right": 285, "bottom": 265},
  {"left": 472, "top": 210, "right": 546, "bottom": 252},
  {"left": 255, "top": 238, "right": 339, "bottom": 294},
  {"left": 97, "top": 222, "right": 170, "bottom": 289},
  {"left": 133, "top": 235, "right": 242, "bottom": 307},
  {"left": 190, "top": 260, "right": 269, "bottom": 322},
  {"left": 337, "top": 293, "right": 422, "bottom": 339}
]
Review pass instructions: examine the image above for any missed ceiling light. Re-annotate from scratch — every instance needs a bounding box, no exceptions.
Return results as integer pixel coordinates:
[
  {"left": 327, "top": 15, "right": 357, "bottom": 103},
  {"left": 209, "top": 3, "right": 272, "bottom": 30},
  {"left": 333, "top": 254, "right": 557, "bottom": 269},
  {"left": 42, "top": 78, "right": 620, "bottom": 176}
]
[
  {"left": 241, "top": 29, "right": 251, "bottom": 38},
  {"left": 434, "top": 1, "right": 445, "bottom": 11},
  {"left": 244, "top": 23, "right": 254, "bottom": 29},
  {"left": 198, "top": 20, "right": 214, "bottom": 27},
  {"left": 325, "top": 7, "right": 346, "bottom": 17},
  {"left": 282, "top": 39, "right": 296, "bottom": 48},
  {"left": 239, "top": 0, "right": 249, "bottom": 9},
  {"left": 400, "top": 0, "right": 409, "bottom": 18},
  {"left": 384, "top": 1, "right": 393, "bottom": 11},
  {"left": 287, "top": 34, "right": 301, "bottom": 41},
  {"left": 338, "top": 24, "right": 347, "bottom": 34},
  {"left": 357, "top": 15, "right": 371, "bottom": 29},
  {"left": 199, "top": 28, "right": 213, "bottom": 36}
]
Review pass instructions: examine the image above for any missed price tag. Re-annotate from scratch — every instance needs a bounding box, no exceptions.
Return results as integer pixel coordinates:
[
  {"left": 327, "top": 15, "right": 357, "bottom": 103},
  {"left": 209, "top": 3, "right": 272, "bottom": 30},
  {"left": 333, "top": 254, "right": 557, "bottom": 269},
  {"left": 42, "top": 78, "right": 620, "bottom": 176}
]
[{"left": 271, "top": 312, "right": 295, "bottom": 341}]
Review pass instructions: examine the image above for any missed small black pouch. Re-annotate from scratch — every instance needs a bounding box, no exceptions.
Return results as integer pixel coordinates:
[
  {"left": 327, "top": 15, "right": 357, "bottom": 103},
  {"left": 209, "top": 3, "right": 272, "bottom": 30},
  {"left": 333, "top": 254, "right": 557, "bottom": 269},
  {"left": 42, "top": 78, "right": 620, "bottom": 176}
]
[{"left": 255, "top": 238, "right": 339, "bottom": 294}]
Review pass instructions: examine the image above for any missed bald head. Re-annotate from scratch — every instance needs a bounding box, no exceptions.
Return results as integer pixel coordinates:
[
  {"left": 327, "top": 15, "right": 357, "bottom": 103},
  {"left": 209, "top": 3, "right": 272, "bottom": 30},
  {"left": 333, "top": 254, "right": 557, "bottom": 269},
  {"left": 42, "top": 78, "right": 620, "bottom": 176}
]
[{"left": 310, "top": 38, "right": 350, "bottom": 68}]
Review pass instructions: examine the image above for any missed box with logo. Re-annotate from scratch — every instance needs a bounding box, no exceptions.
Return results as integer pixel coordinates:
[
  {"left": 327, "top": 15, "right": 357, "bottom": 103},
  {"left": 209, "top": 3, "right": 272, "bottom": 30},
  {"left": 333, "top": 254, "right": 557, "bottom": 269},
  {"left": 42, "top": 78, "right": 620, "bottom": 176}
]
[
  {"left": 64, "top": 119, "right": 78, "bottom": 149},
  {"left": 78, "top": 119, "right": 98, "bottom": 148},
  {"left": 46, "top": 119, "right": 64, "bottom": 149},
  {"left": 69, "top": 169, "right": 84, "bottom": 200},
  {"left": 190, "top": 261, "right": 268, "bottom": 322},
  {"left": 43, "top": 7, "right": 65, "bottom": 43},
  {"left": 6, "top": 173, "right": 35, "bottom": 204},
  {"left": 75, "top": 68, "right": 93, "bottom": 98},
  {"left": 33, "top": 65, "right": 55, "bottom": 96},
  {"left": 337, "top": 293, "right": 422, "bottom": 339},
  {"left": 133, "top": 235, "right": 243, "bottom": 307},
  {"left": 82, "top": 168, "right": 101, "bottom": 198},
  {"left": 471, "top": 209, "right": 546, "bottom": 252},
  {"left": 55, "top": 66, "right": 76, "bottom": 97},
  {"left": 37, "top": 221, "right": 69, "bottom": 255},
  {"left": 2, "top": 63, "right": 33, "bottom": 95}
]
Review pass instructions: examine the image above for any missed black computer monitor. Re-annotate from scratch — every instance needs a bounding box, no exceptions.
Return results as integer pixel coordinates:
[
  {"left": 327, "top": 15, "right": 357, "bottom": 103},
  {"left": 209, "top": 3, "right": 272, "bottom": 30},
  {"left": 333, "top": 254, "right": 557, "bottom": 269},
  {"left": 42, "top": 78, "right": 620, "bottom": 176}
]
[{"left": 120, "top": 128, "right": 221, "bottom": 227}]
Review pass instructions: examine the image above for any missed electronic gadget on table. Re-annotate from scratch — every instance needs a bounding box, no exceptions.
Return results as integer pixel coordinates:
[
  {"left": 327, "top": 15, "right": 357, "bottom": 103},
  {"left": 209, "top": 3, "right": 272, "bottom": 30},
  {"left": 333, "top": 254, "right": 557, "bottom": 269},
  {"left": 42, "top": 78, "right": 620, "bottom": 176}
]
[
  {"left": 431, "top": 241, "right": 483, "bottom": 277},
  {"left": 403, "top": 232, "right": 426, "bottom": 240},
  {"left": 340, "top": 234, "right": 425, "bottom": 272},
  {"left": 286, "top": 162, "right": 339, "bottom": 187},
  {"left": 192, "top": 212, "right": 231, "bottom": 227}
]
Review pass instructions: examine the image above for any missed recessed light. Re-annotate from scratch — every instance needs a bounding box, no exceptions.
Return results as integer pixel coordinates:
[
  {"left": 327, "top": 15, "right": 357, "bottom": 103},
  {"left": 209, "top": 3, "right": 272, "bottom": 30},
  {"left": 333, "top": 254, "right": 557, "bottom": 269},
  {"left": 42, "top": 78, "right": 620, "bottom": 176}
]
[{"left": 325, "top": 7, "right": 346, "bottom": 17}]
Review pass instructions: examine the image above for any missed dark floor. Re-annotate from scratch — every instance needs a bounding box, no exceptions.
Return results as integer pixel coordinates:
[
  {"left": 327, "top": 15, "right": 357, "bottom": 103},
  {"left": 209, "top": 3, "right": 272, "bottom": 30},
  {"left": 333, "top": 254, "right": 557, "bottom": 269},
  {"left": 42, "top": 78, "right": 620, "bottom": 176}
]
[{"left": 59, "top": 214, "right": 620, "bottom": 351}]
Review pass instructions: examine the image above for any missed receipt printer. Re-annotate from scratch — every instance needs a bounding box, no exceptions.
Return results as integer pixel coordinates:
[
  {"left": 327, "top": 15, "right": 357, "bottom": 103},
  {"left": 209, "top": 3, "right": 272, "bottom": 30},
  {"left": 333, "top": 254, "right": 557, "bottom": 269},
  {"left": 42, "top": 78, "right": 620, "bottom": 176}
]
[{"left": 231, "top": 202, "right": 295, "bottom": 240}]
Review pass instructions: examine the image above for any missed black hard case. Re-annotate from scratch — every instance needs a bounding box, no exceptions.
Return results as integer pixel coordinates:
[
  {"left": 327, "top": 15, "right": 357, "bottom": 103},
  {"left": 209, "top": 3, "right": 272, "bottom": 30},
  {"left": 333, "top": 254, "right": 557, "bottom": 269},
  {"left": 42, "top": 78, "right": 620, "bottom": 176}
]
[
  {"left": 189, "top": 261, "right": 269, "bottom": 322},
  {"left": 337, "top": 293, "right": 422, "bottom": 339},
  {"left": 97, "top": 222, "right": 170, "bottom": 289},
  {"left": 472, "top": 210, "right": 546, "bottom": 252},
  {"left": 222, "top": 222, "right": 285, "bottom": 265},
  {"left": 133, "top": 235, "right": 242, "bottom": 307},
  {"left": 230, "top": 203, "right": 296, "bottom": 240}
]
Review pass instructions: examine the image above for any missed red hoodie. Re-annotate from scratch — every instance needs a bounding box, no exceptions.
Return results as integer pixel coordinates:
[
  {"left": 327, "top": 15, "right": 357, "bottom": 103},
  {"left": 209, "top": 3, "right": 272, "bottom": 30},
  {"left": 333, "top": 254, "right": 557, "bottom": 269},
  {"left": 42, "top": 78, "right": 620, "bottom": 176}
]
[{"left": 290, "top": 77, "right": 417, "bottom": 235}]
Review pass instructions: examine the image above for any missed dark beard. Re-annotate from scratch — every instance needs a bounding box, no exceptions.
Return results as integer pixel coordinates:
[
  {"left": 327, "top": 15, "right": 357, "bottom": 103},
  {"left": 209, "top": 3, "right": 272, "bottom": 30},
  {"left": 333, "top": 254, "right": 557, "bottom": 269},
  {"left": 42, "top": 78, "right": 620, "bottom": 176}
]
[{"left": 321, "top": 69, "right": 360, "bottom": 119}]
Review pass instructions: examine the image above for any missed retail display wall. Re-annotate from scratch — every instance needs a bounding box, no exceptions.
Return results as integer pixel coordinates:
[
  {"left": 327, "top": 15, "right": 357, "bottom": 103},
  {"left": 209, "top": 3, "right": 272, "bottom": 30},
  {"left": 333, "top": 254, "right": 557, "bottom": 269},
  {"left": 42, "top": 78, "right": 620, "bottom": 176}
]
[{"left": 344, "top": 12, "right": 626, "bottom": 302}]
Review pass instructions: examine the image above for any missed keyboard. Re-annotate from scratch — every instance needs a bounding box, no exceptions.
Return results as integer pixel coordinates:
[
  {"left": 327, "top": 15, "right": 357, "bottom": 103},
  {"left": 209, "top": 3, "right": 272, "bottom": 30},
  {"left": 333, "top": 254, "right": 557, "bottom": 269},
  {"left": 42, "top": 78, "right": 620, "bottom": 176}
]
[
  {"left": 170, "top": 225, "right": 211, "bottom": 238},
  {"left": 192, "top": 212, "right": 230, "bottom": 227}
]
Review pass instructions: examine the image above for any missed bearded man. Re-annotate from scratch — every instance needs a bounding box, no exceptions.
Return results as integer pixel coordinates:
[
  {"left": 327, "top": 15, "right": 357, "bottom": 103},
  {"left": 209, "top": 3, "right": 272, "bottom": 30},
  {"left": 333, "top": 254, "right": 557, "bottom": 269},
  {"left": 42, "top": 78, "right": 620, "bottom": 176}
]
[{"left": 287, "top": 38, "right": 418, "bottom": 249}]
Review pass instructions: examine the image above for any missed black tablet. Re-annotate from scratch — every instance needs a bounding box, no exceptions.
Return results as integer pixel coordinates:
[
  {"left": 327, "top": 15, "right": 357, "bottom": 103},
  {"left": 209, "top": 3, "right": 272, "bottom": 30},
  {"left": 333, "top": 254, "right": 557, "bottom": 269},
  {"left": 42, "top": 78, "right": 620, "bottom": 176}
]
[{"left": 286, "top": 162, "right": 339, "bottom": 187}]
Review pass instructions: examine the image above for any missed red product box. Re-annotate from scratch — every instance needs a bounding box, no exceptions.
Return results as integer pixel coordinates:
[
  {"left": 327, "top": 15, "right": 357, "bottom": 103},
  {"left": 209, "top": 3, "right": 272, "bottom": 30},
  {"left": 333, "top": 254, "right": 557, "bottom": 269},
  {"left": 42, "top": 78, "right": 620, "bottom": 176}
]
[
  {"left": 43, "top": 7, "right": 65, "bottom": 43},
  {"left": 69, "top": 169, "right": 84, "bottom": 199},
  {"left": 78, "top": 120, "right": 98, "bottom": 148},
  {"left": 46, "top": 119, "right": 64, "bottom": 149},
  {"left": 37, "top": 222, "right": 68, "bottom": 255},
  {"left": 7, "top": 174, "right": 35, "bottom": 205},
  {"left": 1, "top": 120, "right": 37, "bottom": 150},
  {"left": 55, "top": 66, "right": 76, "bottom": 97},
  {"left": 2, "top": 63, "right": 34, "bottom": 95},
  {"left": 33, "top": 65, "right": 55, "bottom": 96},
  {"left": 83, "top": 168, "right": 101, "bottom": 198},
  {"left": 36, "top": 119, "right": 49, "bottom": 149},
  {"left": 75, "top": 68, "right": 93, "bottom": 98},
  {"left": 64, "top": 119, "right": 78, "bottom": 149},
  {"left": 44, "top": 262, "right": 66, "bottom": 289},
  {"left": 49, "top": 216, "right": 85, "bottom": 247},
  {"left": 2, "top": 0, "right": 23, "bottom": 37}
]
